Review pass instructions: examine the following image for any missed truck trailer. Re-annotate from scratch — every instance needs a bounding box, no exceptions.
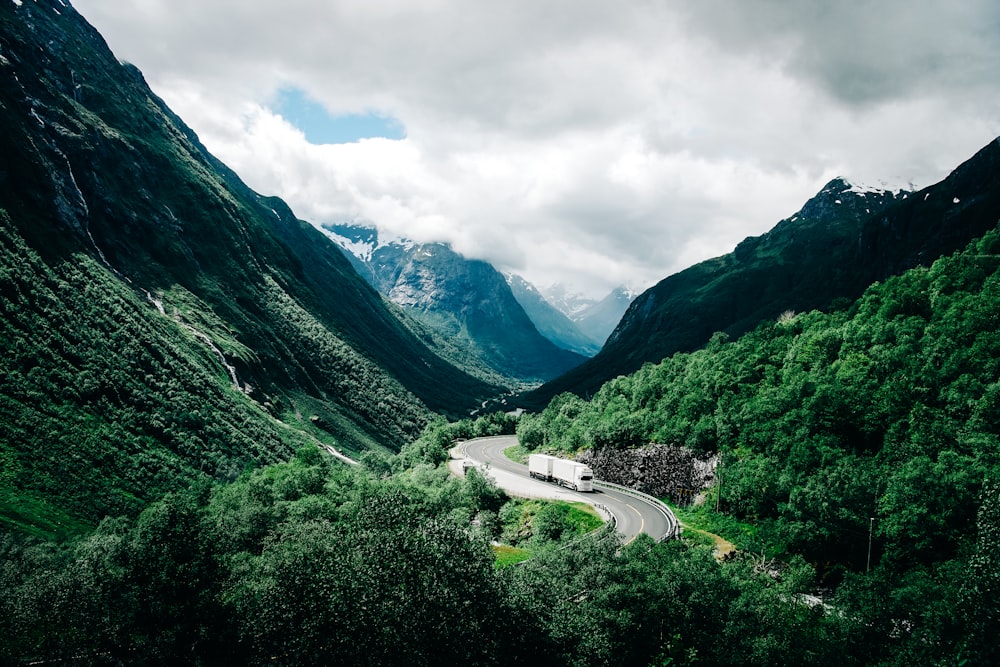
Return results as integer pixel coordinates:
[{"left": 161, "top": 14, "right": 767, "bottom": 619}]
[
  {"left": 528, "top": 454, "right": 557, "bottom": 481},
  {"left": 527, "top": 454, "right": 594, "bottom": 492}
]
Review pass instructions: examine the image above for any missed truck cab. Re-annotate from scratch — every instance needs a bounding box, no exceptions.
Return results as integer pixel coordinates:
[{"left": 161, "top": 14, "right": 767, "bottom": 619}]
[{"left": 574, "top": 466, "right": 594, "bottom": 492}]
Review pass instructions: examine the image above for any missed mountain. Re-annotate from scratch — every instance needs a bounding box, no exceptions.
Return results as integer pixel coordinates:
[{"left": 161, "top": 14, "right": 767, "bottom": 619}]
[
  {"left": 537, "top": 284, "right": 598, "bottom": 320},
  {"left": 323, "top": 223, "right": 588, "bottom": 383},
  {"left": 573, "top": 286, "right": 635, "bottom": 345},
  {"left": 527, "top": 139, "right": 1000, "bottom": 405},
  {"left": 539, "top": 283, "right": 634, "bottom": 345},
  {"left": 505, "top": 273, "right": 601, "bottom": 356},
  {"left": 0, "top": 0, "right": 498, "bottom": 532}
]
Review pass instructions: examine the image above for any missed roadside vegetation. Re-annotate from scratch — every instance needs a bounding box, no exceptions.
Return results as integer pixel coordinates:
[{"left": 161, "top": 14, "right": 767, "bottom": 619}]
[
  {"left": 3, "top": 364, "right": 997, "bottom": 667},
  {"left": 491, "top": 543, "right": 531, "bottom": 566},
  {"left": 496, "top": 498, "right": 604, "bottom": 550},
  {"left": 0, "top": 423, "right": 865, "bottom": 666}
]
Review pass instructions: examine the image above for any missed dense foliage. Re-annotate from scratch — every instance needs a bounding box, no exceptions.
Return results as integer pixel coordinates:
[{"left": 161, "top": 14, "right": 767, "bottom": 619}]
[
  {"left": 0, "top": 213, "right": 311, "bottom": 535},
  {"left": 2, "top": 438, "right": 883, "bottom": 667},
  {"left": 518, "top": 227, "right": 1000, "bottom": 664}
]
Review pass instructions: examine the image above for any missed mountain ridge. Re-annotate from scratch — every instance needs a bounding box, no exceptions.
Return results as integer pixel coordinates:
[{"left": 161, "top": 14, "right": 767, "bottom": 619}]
[
  {"left": 527, "top": 141, "right": 1000, "bottom": 406},
  {"left": 504, "top": 273, "right": 602, "bottom": 356}
]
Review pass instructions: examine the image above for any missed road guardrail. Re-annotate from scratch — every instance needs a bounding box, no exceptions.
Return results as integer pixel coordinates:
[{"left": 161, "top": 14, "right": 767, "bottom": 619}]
[
  {"left": 456, "top": 438, "right": 678, "bottom": 543},
  {"left": 594, "top": 480, "right": 681, "bottom": 541}
]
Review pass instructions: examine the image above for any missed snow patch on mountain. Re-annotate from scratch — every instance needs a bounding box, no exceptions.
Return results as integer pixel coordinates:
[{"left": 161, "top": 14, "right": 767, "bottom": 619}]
[
  {"left": 333, "top": 235, "right": 375, "bottom": 261},
  {"left": 845, "top": 178, "right": 910, "bottom": 196},
  {"left": 538, "top": 284, "right": 597, "bottom": 320},
  {"left": 320, "top": 222, "right": 416, "bottom": 262}
]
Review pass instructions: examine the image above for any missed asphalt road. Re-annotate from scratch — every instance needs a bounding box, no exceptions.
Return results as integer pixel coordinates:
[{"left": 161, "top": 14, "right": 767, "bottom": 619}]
[{"left": 454, "top": 436, "right": 679, "bottom": 544}]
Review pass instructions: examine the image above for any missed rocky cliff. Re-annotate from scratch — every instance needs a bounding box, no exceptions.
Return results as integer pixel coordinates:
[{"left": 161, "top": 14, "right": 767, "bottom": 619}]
[{"left": 324, "top": 224, "right": 588, "bottom": 384}]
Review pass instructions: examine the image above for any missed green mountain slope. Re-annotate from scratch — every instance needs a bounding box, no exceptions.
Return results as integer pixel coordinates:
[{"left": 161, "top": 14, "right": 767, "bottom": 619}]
[
  {"left": 367, "top": 244, "right": 587, "bottom": 383},
  {"left": 528, "top": 139, "right": 1000, "bottom": 405},
  {"left": 0, "top": 0, "right": 496, "bottom": 533}
]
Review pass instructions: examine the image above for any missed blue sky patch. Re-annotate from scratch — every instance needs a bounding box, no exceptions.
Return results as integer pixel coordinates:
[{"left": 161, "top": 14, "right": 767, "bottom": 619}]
[{"left": 270, "top": 87, "right": 405, "bottom": 144}]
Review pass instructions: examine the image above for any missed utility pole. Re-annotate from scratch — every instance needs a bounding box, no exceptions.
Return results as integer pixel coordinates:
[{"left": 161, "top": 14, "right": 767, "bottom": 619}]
[{"left": 866, "top": 517, "right": 874, "bottom": 573}]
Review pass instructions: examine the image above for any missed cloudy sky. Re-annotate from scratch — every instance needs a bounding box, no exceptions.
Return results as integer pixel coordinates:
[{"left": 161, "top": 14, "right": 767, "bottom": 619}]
[{"left": 73, "top": 0, "right": 1000, "bottom": 298}]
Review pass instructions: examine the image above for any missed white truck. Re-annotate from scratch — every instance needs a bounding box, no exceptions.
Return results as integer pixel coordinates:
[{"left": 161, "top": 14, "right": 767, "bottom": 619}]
[{"left": 527, "top": 454, "right": 594, "bottom": 492}]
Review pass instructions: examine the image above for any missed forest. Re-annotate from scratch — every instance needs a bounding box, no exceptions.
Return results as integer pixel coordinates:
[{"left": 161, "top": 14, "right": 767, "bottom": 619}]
[
  {"left": 0, "top": 425, "right": 902, "bottom": 667},
  {"left": 515, "top": 226, "right": 1000, "bottom": 664},
  {"left": 3, "top": 415, "right": 994, "bottom": 666}
]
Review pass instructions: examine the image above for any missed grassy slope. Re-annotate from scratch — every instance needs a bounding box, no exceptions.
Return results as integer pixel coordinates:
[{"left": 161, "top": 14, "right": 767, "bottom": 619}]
[{"left": 0, "top": 0, "right": 497, "bottom": 535}]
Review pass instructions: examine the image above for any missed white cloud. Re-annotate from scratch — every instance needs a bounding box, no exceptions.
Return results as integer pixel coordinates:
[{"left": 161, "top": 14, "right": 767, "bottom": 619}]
[{"left": 73, "top": 0, "right": 1000, "bottom": 298}]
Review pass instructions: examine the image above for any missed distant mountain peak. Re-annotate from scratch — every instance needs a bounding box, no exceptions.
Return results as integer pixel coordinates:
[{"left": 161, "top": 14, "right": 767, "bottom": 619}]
[
  {"left": 812, "top": 176, "right": 912, "bottom": 198},
  {"left": 536, "top": 283, "right": 635, "bottom": 347},
  {"left": 538, "top": 284, "right": 597, "bottom": 319},
  {"left": 609, "top": 284, "right": 640, "bottom": 301},
  {"left": 505, "top": 273, "right": 602, "bottom": 357},
  {"left": 320, "top": 222, "right": 421, "bottom": 261},
  {"left": 843, "top": 178, "right": 911, "bottom": 196},
  {"left": 791, "top": 176, "right": 912, "bottom": 222},
  {"left": 321, "top": 223, "right": 586, "bottom": 382}
]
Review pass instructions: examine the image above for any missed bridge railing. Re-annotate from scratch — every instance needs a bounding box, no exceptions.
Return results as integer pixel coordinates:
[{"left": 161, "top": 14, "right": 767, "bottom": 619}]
[{"left": 594, "top": 480, "right": 681, "bottom": 541}]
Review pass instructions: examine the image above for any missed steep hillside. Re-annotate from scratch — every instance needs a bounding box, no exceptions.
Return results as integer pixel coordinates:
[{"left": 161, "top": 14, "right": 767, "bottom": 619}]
[
  {"left": 505, "top": 273, "right": 601, "bottom": 357},
  {"left": 0, "top": 0, "right": 496, "bottom": 532},
  {"left": 573, "top": 286, "right": 634, "bottom": 345},
  {"left": 324, "top": 224, "right": 588, "bottom": 383},
  {"left": 527, "top": 140, "right": 1000, "bottom": 405}
]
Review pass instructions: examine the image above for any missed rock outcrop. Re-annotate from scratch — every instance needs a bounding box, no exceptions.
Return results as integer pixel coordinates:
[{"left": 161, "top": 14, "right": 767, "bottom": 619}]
[
  {"left": 578, "top": 444, "right": 717, "bottom": 504},
  {"left": 323, "top": 225, "right": 588, "bottom": 383}
]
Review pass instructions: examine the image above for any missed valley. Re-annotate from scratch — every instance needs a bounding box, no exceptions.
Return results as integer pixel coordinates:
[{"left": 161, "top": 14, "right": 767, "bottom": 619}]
[{"left": 1, "top": 1, "right": 999, "bottom": 665}]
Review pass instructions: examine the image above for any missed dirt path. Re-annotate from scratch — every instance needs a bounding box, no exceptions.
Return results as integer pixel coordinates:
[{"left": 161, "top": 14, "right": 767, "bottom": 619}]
[{"left": 680, "top": 523, "right": 736, "bottom": 560}]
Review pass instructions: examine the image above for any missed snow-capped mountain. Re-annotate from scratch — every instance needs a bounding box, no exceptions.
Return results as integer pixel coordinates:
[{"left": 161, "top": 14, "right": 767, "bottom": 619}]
[
  {"left": 323, "top": 224, "right": 587, "bottom": 384},
  {"left": 573, "top": 286, "right": 636, "bottom": 345},
  {"left": 537, "top": 284, "right": 598, "bottom": 320},
  {"left": 539, "top": 284, "right": 635, "bottom": 346}
]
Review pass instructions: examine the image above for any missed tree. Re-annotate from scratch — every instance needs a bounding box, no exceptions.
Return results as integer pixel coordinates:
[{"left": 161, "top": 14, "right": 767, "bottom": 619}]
[
  {"left": 464, "top": 466, "right": 508, "bottom": 514},
  {"left": 959, "top": 479, "right": 1000, "bottom": 665}
]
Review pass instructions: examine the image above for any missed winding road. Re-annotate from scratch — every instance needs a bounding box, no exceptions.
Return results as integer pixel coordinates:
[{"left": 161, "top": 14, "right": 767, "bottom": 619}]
[{"left": 453, "top": 436, "right": 679, "bottom": 544}]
